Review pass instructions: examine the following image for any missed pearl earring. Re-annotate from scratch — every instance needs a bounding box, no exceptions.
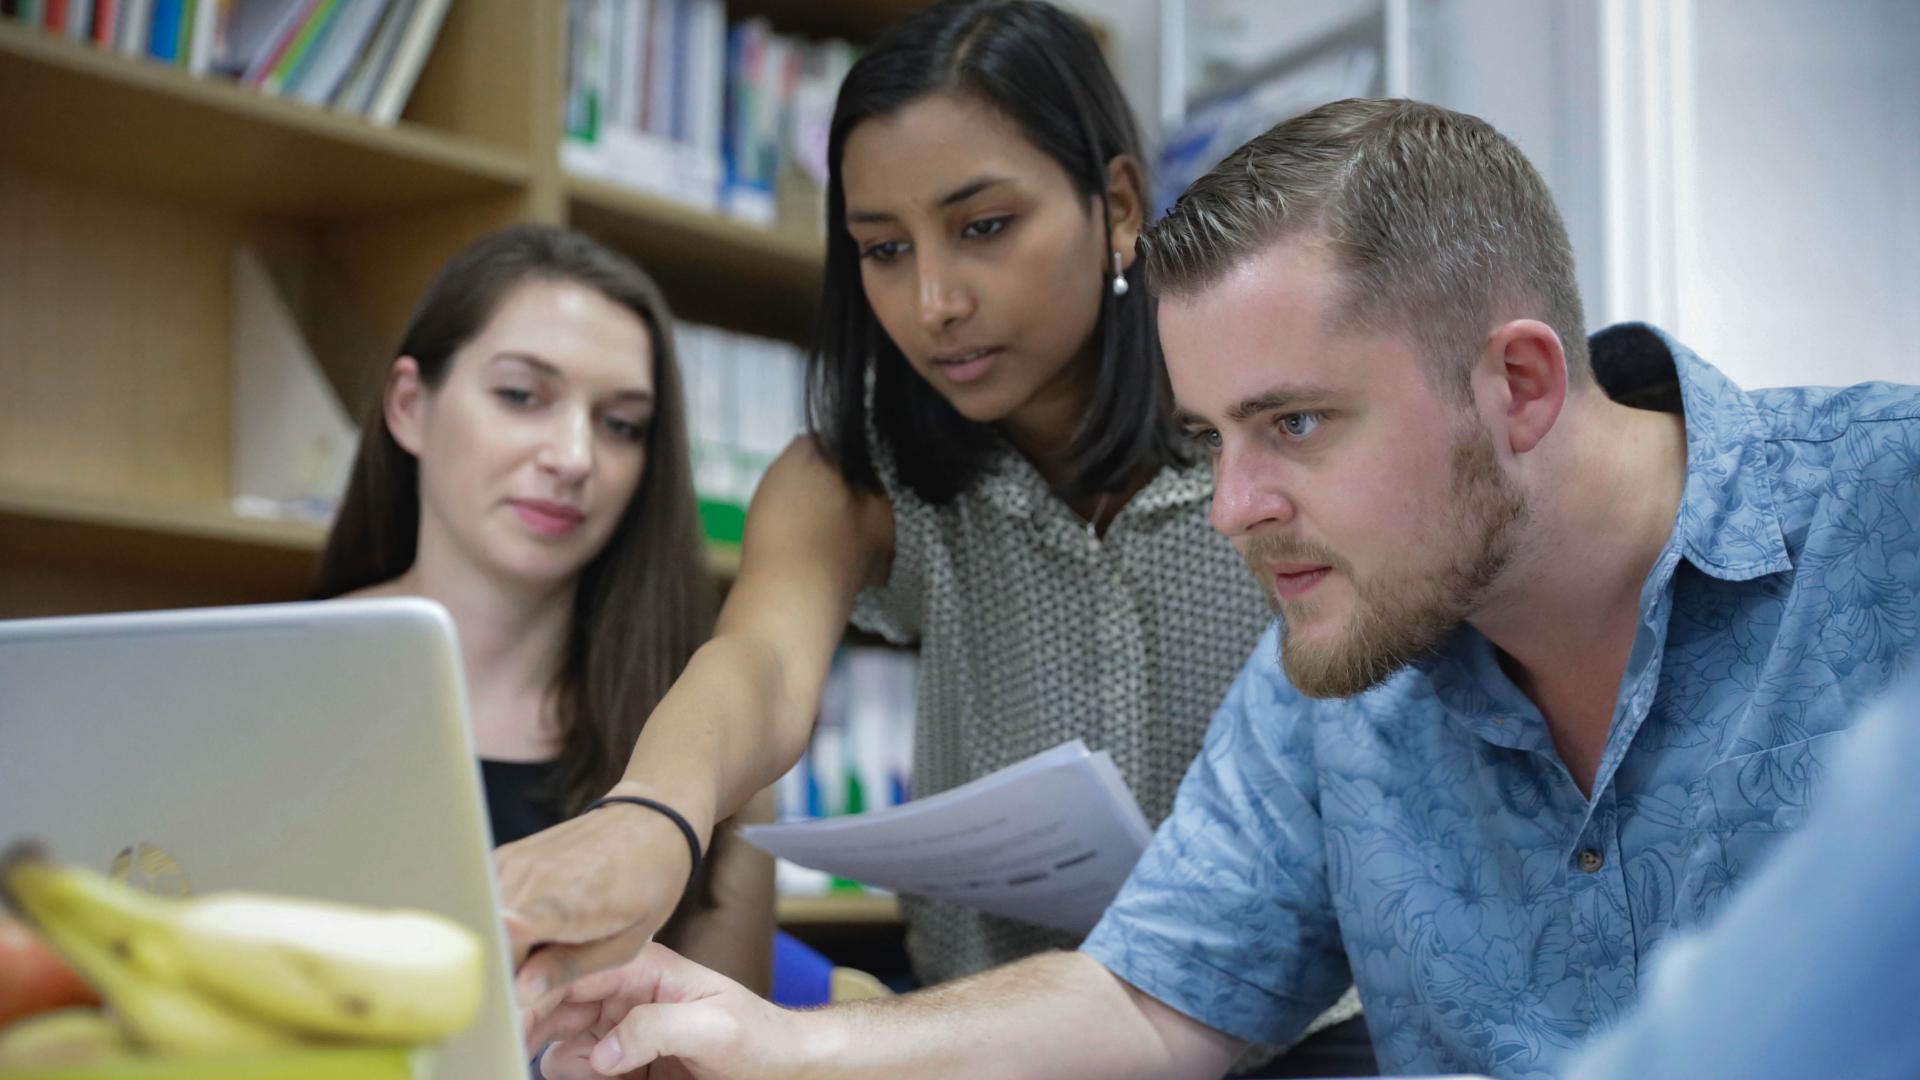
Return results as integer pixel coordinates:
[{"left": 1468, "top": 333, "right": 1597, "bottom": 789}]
[{"left": 1111, "top": 250, "right": 1129, "bottom": 297}]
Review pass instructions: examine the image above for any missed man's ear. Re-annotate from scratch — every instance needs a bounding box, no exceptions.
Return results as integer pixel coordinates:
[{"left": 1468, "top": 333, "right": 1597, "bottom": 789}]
[
  {"left": 1104, "top": 153, "right": 1147, "bottom": 271},
  {"left": 384, "top": 356, "right": 430, "bottom": 456},
  {"left": 1484, "top": 320, "right": 1568, "bottom": 456}
]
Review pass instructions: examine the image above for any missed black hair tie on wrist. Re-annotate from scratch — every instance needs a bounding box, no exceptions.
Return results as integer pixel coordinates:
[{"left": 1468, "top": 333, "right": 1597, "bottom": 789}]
[{"left": 584, "top": 796, "right": 704, "bottom": 909}]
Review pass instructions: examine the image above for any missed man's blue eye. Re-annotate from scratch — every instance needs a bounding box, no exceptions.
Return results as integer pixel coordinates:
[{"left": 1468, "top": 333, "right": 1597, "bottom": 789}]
[{"left": 1280, "top": 412, "right": 1324, "bottom": 439}]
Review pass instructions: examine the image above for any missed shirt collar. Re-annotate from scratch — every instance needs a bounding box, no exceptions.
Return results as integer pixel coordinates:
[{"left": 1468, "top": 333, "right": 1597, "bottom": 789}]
[
  {"left": 1424, "top": 323, "right": 1792, "bottom": 743},
  {"left": 1590, "top": 322, "right": 1792, "bottom": 581}
]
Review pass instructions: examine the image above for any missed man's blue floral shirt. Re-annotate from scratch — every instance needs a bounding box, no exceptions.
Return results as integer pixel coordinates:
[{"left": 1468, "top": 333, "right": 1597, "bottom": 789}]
[{"left": 1082, "top": 324, "right": 1920, "bottom": 1078}]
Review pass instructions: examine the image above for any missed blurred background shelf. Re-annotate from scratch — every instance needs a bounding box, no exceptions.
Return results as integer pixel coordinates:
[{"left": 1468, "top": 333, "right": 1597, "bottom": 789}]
[
  {"left": 0, "top": 485, "right": 327, "bottom": 617},
  {"left": 0, "top": 485, "right": 744, "bottom": 617},
  {"left": 0, "top": 484, "right": 329, "bottom": 553},
  {"left": 777, "top": 892, "right": 902, "bottom": 926},
  {"left": 0, "top": 23, "right": 534, "bottom": 217},
  {"left": 777, "top": 891, "right": 909, "bottom": 985},
  {"left": 563, "top": 173, "right": 822, "bottom": 340}
]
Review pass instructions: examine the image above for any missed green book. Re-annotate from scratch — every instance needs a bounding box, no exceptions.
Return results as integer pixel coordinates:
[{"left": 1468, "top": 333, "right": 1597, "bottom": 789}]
[
  {"left": 830, "top": 768, "right": 866, "bottom": 893},
  {"left": 176, "top": 0, "right": 196, "bottom": 67},
  {"left": 266, "top": 0, "right": 341, "bottom": 95}
]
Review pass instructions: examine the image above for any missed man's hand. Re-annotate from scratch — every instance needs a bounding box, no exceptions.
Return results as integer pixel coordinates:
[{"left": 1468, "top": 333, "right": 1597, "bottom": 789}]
[
  {"left": 531, "top": 944, "right": 1240, "bottom": 1080},
  {"left": 496, "top": 794, "right": 701, "bottom": 1012},
  {"left": 531, "top": 943, "right": 815, "bottom": 1080}
]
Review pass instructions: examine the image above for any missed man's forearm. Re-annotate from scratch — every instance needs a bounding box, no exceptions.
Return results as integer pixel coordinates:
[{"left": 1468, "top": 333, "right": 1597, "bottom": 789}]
[{"left": 789, "top": 951, "right": 1240, "bottom": 1080}]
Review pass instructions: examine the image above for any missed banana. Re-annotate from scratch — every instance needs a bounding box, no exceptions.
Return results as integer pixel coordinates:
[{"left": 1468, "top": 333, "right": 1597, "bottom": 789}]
[
  {"left": 0, "top": 1008, "right": 133, "bottom": 1068},
  {"left": 0, "top": 1043, "right": 421, "bottom": 1080},
  {"left": 2, "top": 851, "right": 307, "bottom": 1057},
  {"left": 170, "top": 893, "right": 484, "bottom": 1042},
  {"left": 0, "top": 844, "right": 484, "bottom": 1050},
  {"left": 0, "top": 1009, "right": 422, "bottom": 1080}
]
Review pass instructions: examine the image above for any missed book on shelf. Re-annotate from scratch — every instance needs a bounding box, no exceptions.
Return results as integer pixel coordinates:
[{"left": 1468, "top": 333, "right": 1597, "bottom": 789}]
[
  {"left": 563, "top": 0, "right": 724, "bottom": 211},
  {"left": 361, "top": 0, "right": 446, "bottom": 124},
  {"left": 116, "top": 0, "right": 150, "bottom": 56},
  {"left": 53, "top": 0, "right": 88, "bottom": 39},
  {"left": 223, "top": 0, "right": 303, "bottom": 78},
  {"left": 4, "top": 0, "right": 451, "bottom": 126},
  {"left": 562, "top": 0, "right": 853, "bottom": 232},
  {"left": 183, "top": 0, "right": 215, "bottom": 72},
  {"left": 329, "top": 0, "right": 404, "bottom": 115},
  {"left": 145, "top": 0, "right": 182, "bottom": 62},
  {"left": 258, "top": 0, "right": 338, "bottom": 94},
  {"left": 767, "top": 645, "right": 919, "bottom": 899},
  {"left": 284, "top": 0, "right": 385, "bottom": 106},
  {"left": 677, "top": 321, "right": 808, "bottom": 547},
  {"left": 90, "top": 0, "right": 116, "bottom": 46}
]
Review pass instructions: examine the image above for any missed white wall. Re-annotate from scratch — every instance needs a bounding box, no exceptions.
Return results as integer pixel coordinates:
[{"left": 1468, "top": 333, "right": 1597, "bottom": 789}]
[
  {"left": 1405, "top": 0, "right": 1609, "bottom": 346},
  {"left": 1083, "top": 0, "right": 1918, "bottom": 389},
  {"left": 1671, "top": 0, "right": 1920, "bottom": 388},
  {"left": 1057, "top": 0, "right": 1163, "bottom": 144},
  {"left": 1178, "top": 0, "right": 1379, "bottom": 103},
  {"left": 1394, "top": 0, "right": 1920, "bottom": 389}
]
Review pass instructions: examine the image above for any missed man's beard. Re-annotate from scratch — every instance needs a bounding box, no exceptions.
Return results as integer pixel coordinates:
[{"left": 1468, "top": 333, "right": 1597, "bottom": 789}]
[{"left": 1245, "top": 420, "right": 1529, "bottom": 699}]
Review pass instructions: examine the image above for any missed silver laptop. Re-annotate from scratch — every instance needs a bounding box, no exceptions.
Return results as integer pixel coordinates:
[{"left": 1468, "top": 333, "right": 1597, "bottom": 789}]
[{"left": 0, "top": 598, "right": 527, "bottom": 1079}]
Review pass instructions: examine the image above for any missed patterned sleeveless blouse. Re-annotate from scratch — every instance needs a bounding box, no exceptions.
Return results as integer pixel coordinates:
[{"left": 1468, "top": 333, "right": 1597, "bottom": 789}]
[{"left": 851, "top": 422, "right": 1271, "bottom": 980}]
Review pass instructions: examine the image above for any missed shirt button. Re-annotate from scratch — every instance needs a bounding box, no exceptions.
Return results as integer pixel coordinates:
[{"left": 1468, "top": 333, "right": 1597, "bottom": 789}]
[{"left": 1577, "top": 848, "right": 1605, "bottom": 874}]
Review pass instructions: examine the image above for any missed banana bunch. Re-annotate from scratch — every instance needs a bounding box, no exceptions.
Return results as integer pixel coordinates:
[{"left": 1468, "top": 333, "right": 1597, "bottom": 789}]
[
  {"left": 0, "top": 1009, "right": 420, "bottom": 1078},
  {"left": 0, "top": 842, "right": 485, "bottom": 1077}
]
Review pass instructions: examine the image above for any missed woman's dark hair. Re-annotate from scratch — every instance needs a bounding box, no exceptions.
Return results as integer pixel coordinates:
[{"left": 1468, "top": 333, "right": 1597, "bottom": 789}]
[
  {"left": 809, "top": 0, "right": 1188, "bottom": 504},
  {"left": 313, "top": 224, "right": 713, "bottom": 821}
]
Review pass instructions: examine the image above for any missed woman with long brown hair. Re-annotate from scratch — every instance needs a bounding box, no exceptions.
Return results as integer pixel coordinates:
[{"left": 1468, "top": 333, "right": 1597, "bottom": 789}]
[{"left": 312, "top": 223, "right": 772, "bottom": 993}]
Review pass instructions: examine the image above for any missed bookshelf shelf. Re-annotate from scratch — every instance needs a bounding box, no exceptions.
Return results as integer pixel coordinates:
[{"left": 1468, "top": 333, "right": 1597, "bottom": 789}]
[
  {"left": 705, "top": 541, "right": 744, "bottom": 579},
  {"left": 563, "top": 173, "right": 823, "bottom": 340},
  {"left": 0, "top": 484, "right": 329, "bottom": 554},
  {"left": 0, "top": 485, "right": 326, "bottom": 616},
  {"left": 0, "top": 23, "right": 532, "bottom": 218},
  {"left": 777, "top": 892, "right": 903, "bottom": 926},
  {"left": 0, "top": 485, "right": 744, "bottom": 618}
]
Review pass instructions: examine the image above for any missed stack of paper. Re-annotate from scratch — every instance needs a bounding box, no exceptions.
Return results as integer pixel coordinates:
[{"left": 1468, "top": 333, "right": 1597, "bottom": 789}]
[{"left": 741, "top": 741, "right": 1153, "bottom": 935}]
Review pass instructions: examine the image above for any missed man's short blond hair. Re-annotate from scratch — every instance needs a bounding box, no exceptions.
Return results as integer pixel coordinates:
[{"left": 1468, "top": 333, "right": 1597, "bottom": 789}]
[{"left": 1145, "top": 98, "right": 1589, "bottom": 393}]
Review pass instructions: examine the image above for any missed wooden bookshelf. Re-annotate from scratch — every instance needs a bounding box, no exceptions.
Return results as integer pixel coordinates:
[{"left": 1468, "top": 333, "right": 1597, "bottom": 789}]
[
  {"left": 564, "top": 174, "right": 823, "bottom": 340},
  {"left": 0, "top": 25, "right": 534, "bottom": 217},
  {"left": 0, "top": 484, "right": 330, "bottom": 552},
  {"left": 0, "top": 0, "right": 916, "bottom": 619},
  {"left": 777, "top": 892, "right": 903, "bottom": 926},
  {"left": 0, "top": 484, "right": 743, "bottom": 617},
  {"left": 0, "top": 485, "right": 328, "bottom": 617},
  {"left": 706, "top": 541, "right": 745, "bottom": 579}
]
